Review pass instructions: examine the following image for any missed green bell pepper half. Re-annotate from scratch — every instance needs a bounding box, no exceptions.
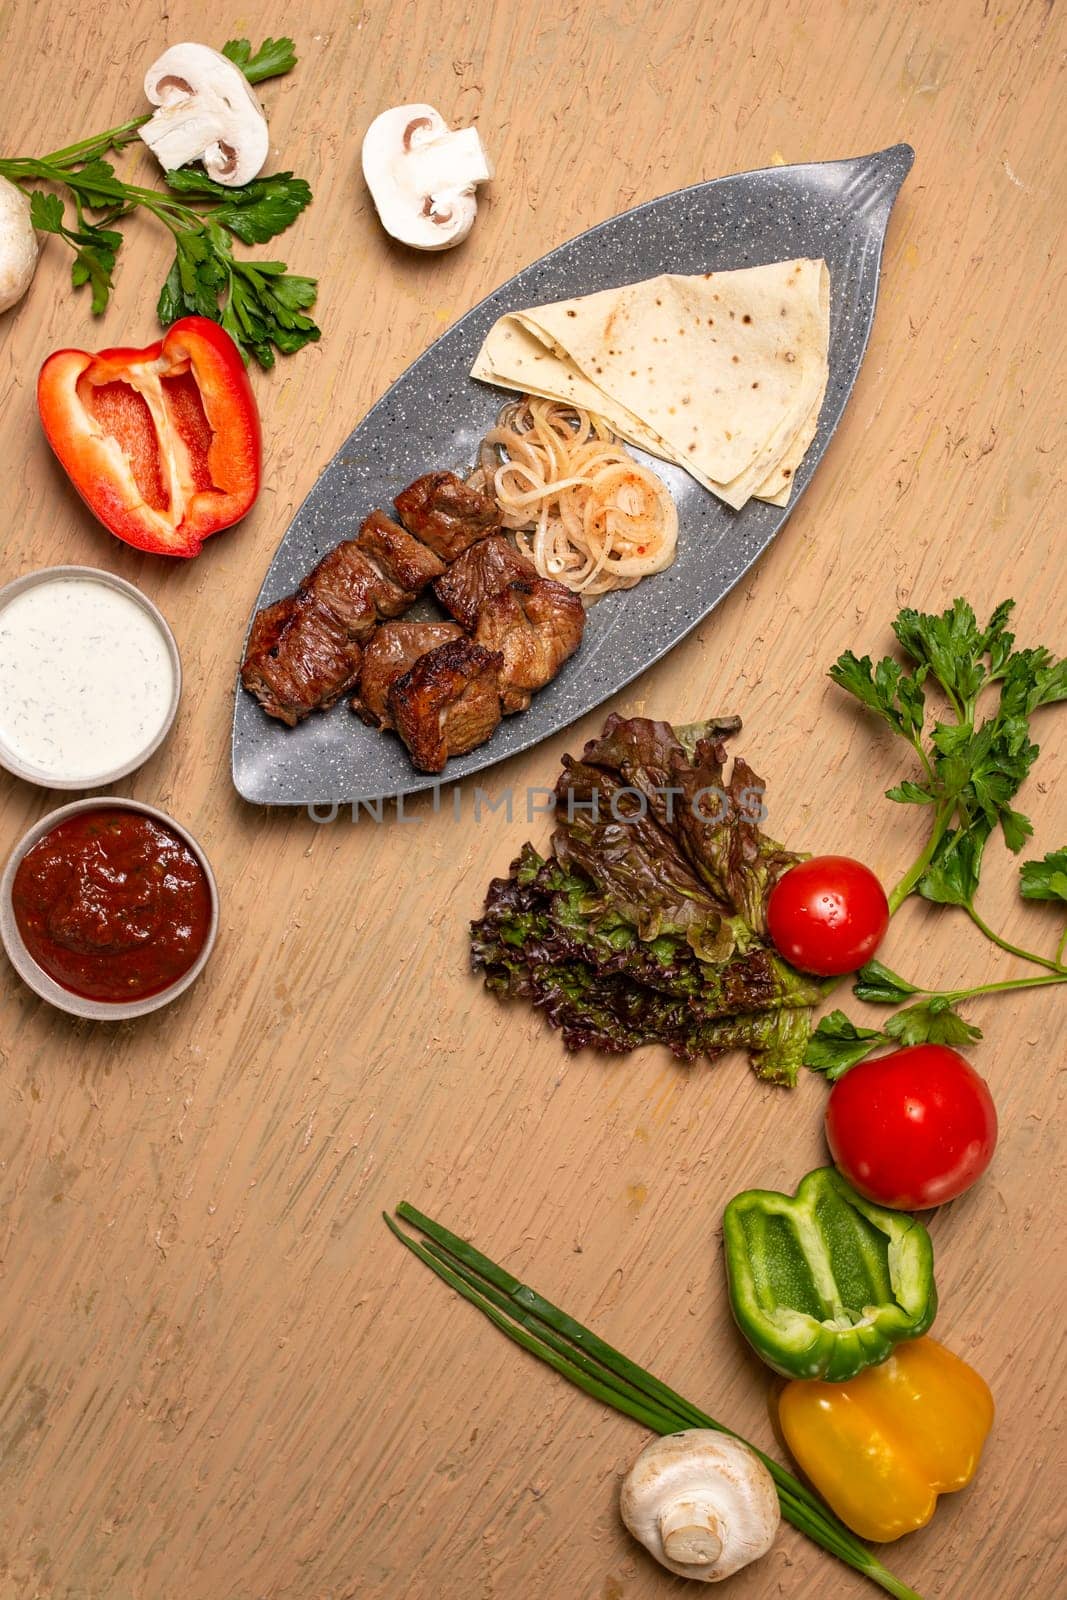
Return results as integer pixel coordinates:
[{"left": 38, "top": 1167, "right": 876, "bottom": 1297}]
[{"left": 722, "top": 1166, "right": 937, "bottom": 1382}]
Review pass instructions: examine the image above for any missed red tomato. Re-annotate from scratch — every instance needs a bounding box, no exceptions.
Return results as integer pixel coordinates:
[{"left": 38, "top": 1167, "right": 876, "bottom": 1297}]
[
  {"left": 767, "top": 856, "right": 889, "bottom": 976},
  {"left": 826, "top": 1044, "right": 998, "bottom": 1209}
]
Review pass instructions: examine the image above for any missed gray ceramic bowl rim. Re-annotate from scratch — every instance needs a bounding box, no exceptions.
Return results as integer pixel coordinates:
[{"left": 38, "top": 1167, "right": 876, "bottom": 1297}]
[
  {"left": 0, "top": 796, "right": 219, "bottom": 1021},
  {"left": 0, "top": 565, "right": 182, "bottom": 790}
]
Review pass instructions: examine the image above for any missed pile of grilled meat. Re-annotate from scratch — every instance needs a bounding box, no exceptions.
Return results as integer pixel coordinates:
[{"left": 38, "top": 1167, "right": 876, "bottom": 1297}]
[{"left": 240, "top": 471, "right": 585, "bottom": 772}]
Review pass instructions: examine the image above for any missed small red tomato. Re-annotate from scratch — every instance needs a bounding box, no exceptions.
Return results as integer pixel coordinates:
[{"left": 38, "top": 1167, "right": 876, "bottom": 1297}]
[
  {"left": 767, "top": 855, "right": 889, "bottom": 976},
  {"left": 826, "top": 1044, "right": 998, "bottom": 1209}
]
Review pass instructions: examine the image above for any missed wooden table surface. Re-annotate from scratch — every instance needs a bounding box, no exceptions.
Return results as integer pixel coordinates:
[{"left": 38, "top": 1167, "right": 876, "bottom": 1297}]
[{"left": 1, "top": 2, "right": 1063, "bottom": 1597}]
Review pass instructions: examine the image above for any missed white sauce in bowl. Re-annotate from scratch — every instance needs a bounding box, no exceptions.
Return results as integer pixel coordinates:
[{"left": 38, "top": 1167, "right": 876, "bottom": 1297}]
[{"left": 0, "top": 575, "right": 178, "bottom": 784}]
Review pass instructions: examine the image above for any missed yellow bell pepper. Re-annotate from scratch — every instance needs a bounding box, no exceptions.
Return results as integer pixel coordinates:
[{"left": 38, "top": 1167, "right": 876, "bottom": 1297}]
[{"left": 777, "top": 1336, "right": 994, "bottom": 1542}]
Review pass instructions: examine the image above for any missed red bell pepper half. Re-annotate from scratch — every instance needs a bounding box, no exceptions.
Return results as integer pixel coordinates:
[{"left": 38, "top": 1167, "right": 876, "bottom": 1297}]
[{"left": 37, "top": 316, "right": 261, "bottom": 558}]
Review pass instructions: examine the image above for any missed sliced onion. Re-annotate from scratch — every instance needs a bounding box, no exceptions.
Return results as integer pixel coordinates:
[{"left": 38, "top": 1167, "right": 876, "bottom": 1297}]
[{"left": 478, "top": 397, "right": 677, "bottom": 599}]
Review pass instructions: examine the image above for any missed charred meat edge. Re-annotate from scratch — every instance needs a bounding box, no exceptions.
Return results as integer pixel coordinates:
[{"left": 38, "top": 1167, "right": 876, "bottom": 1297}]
[{"left": 388, "top": 638, "right": 504, "bottom": 772}]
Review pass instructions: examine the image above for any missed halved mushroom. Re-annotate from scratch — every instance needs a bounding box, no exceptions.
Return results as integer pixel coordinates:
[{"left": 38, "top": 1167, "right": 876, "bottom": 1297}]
[
  {"left": 139, "top": 43, "right": 269, "bottom": 188},
  {"left": 362, "top": 104, "right": 492, "bottom": 251}
]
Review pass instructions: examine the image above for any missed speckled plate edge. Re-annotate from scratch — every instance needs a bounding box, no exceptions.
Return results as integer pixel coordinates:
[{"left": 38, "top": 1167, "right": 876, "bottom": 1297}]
[
  {"left": 0, "top": 566, "right": 182, "bottom": 790},
  {"left": 0, "top": 797, "right": 218, "bottom": 1020},
  {"left": 233, "top": 144, "right": 914, "bottom": 807}
]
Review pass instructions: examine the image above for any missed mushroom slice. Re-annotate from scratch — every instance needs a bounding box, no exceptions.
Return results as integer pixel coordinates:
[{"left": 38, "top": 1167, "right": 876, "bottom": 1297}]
[
  {"left": 140, "top": 42, "right": 269, "bottom": 188},
  {"left": 362, "top": 104, "right": 493, "bottom": 251},
  {"left": 620, "top": 1431, "right": 779, "bottom": 1583}
]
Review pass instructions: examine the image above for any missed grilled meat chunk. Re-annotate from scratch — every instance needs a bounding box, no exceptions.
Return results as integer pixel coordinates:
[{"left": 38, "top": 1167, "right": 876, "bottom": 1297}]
[
  {"left": 474, "top": 577, "right": 585, "bottom": 713},
  {"left": 433, "top": 535, "right": 537, "bottom": 629},
  {"left": 241, "top": 535, "right": 418, "bottom": 726},
  {"left": 388, "top": 639, "right": 504, "bottom": 772},
  {"left": 245, "top": 595, "right": 296, "bottom": 660},
  {"left": 241, "top": 596, "right": 362, "bottom": 726},
  {"left": 352, "top": 621, "right": 465, "bottom": 729},
  {"left": 394, "top": 470, "right": 501, "bottom": 561},
  {"left": 303, "top": 539, "right": 408, "bottom": 629},
  {"left": 356, "top": 509, "right": 446, "bottom": 600}
]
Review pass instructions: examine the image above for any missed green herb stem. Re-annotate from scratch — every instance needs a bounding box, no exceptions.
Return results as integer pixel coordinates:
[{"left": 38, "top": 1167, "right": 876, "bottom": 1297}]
[
  {"left": 941, "top": 972, "right": 1067, "bottom": 1002},
  {"left": 910, "top": 734, "right": 937, "bottom": 791},
  {"left": 887, "top": 801, "right": 954, "bottom": 915},
  {"left": 814, "top": 600, "right": 1066, "bottom": 1072},
  {"left": 963, "top": 904, "right": 1065, "bottom": 975},
  {"left": 0, "top": 158, "right": 197, "bottom": 230},
  {"left": 0, "top": 38, "right": 315, "bottom": 363},
  {"left": 0, "top": 120, "right": 147, "bottom": 179},
  {"left": 44, "top": 117, "right": 149, "bottom": 166},
  {"left": 388, "top": 1205, "right": 926, "bottom": 1600}
]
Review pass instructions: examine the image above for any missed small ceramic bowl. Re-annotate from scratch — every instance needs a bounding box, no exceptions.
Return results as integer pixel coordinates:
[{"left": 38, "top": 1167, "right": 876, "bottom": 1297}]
[
  {"left": 0, "top": 566, "right": 182, "bottom": 789},
  {"left": 0, "top": 797, "right": 219, "bottom": 1020}
]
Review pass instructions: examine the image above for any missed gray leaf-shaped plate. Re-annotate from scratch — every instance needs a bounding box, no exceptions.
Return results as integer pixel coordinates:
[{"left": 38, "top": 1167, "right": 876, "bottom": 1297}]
[{"left": 233, "top": 144, "right": 913, "bottom": 806}]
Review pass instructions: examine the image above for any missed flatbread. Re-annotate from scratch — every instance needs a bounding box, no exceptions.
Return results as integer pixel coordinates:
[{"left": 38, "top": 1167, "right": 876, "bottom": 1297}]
[
  {"left": 472, "top": 315, "right": 668, "bottom": 455},
  {"left": 753, "top": 349, "right": 829, "bottom": 506},
  {"left": 472, "top": 259, "right": 830, "bottom": 511}
]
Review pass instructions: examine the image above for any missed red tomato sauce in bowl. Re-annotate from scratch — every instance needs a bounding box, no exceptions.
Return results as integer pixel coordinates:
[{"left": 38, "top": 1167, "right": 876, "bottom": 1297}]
[{"left": 12, "top": 806, "right": 212, "bottom": 1002}]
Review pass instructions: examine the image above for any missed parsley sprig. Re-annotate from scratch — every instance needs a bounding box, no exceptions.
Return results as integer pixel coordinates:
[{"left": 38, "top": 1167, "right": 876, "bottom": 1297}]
[
  {"left": 806, "top": 598, "right": 1066, "bottom": 1077},
  {"left": 0, "top": 37, "right": 318, "bottom": 367},
  {"left": 220, "top": 37, "right": 298, "bottom": 83}
]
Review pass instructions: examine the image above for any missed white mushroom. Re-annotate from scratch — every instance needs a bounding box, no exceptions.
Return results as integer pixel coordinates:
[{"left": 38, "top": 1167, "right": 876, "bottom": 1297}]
[
  {"left": 361, "top": 104, "right": 492, "bottom": 251},
  {"left": 139, "top": 43, "right": 269, "bottom": 187},
  {"left": 0, "top": 176, "right": 38, "bottom": 313},
  {"left": 619, "top": 1431, "right": 780, "bottom": 1583}
]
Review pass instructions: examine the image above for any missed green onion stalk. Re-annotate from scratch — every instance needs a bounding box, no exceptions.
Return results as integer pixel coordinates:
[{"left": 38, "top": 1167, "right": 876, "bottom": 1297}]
[{"left": 387, "top": 1203, "right": 926, "bottom": 1600}]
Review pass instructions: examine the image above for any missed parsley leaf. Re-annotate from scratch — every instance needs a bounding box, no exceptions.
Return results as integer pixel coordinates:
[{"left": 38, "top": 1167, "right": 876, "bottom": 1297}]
[
  {"left": 1020, "top": 849, "right": 1067, "bottom": 904},
  {"left": 1005, "top": 648, "right": 1067, "bottom": 712},
  {"left": 803, "top": 1011, "right": 884, "bottom": 1078},
  {"left": 817, "top": 596, "right": 1065, "bottom": 1075},
  {"left": 214, "top": 177, "right": 314, "bottom": 245},
  {"left": 805, "top": 997, "right": 981, "bottom": 1081},
  {"left": 980, "top": 599, "right": 1017, "bottom": 678},
  {"left": 919, "top": 827, "right": 987, "bottom": 906},
  {"left": 832, "top": 599, "right": 1064, "bottom": 908},
  {"left": 156, "top": 235, "right": 319, "bottom": 367},
  {"left": 893, "top": 598, "right": 990, "bottom": 711},
  {"left": 883, "top": 999, "right": 983, "bottom": 1048},
  {"left": 27, "top": 186, "right": 123, "bottom": 313},
  {"left": 165, "top": 170, "right": 314, "bottom": 245},
  {"left": 29, "top": 190, "right": 65, "bottom": 231},
  {"left": 852, "top": 960, "right": 920, "bottom": 1005},
  {"left": 828, "top": 651, "right": 926, "bottom": 741},
  {"left": 222, "top": 36, "right": 298, "bottom": 84},
  {"left": 886, "top": 778, "right": 937, "bottom": 805},
  {"left": 0, "top": 36, "right": 312, "bottom": 355},
  {"left": 229, "top": 261, "right": 320, "bottom": 367},
  {"left": 66, "top": 157, "right": 128, "bottom": 210},
  {"left": 68, "top": 224, "right": 123, "bottom": 314}
]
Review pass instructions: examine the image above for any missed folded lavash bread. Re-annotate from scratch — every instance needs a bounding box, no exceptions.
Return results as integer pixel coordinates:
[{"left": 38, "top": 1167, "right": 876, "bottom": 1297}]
[{"left": 471, "top": 259, "right": 830, "bottom": 510}]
